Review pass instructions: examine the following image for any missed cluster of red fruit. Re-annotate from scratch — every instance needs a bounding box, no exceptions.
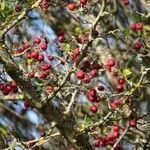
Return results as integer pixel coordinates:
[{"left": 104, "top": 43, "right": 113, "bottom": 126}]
[
  {"left": 93, "top": 125, "right": 122, "bottom": 149},
  {"left": 76, "top": 61, "right": 100, "bottom": 83},
  {"left": 0, "top": 82, "right": 18, "bottom": 96},
  {"left": 130, "top": 22, "right": 143, "bottom": 51},
  {"left": 26, "top": 37, "right": 54, "bottom": 80},
  {"left": 67, "top": 0, "right": 88, "bottom": 11}
]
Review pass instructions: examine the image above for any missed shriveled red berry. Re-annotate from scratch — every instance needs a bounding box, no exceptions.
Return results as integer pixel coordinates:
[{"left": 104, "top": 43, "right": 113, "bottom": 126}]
[
  {"left": 90, "top": 105, "right": 98, "bottom": 113},
  {"left": 133, "top": 41, "right": 142, "bottom": 50},
  {"left": 67, "top": 3, "right": 76, "bottom": 11},
  {"left": 34, "top": 37, "right": 41, "bottom": 44},
  {"left": 48, "top": 55, "right": 54, "bottom": 61},
  {"left": 136, "top": 22, "right": 143, "bottom": 30},
  {"left": 76, "top": 70, "right": 85, "bottom": 79}
]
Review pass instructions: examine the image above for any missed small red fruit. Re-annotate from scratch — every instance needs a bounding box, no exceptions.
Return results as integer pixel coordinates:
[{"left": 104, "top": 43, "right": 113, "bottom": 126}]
[
  {"left": 107, "top": 58, "right": 116, "bottom": 67},
  {"left": 123, "top": 0, "right": 129, "bottom": 5},
  {"left": 67, "top": 3, "right": 76, "bottom": 11},
  {"left": 113, "top": 131, "right": 120, "bottom": 138},
  {"left": 118, "top": 78, "right": 125, "bottom": 85},
  {"left": 113, "top": 125, "right": 120, "bottom": 132},
  {"left": 130, "top": 23, "right": 136, "bottom": 30},
  {"left": 97, "top": 85, "right": 104, "bottom": 91},
  {"left": 58, "top": 35, "right": 64, "bottom": 43},
  {"left": 129, "top": 119, "right": 137, "bottom": 128},
  {"left": 48, "top": 55, "right": 54, "bottom": 61},
  {"left": 15, "top": 4, "right": 22, "bottom": 12},
  {"left": 31, "top": 51, "right": 39, "bottom": 59},
  {"left": 40, "top": 0, "right": 50, "bottom": 9},
  {"left": 83, "top": 75, "right": 90, "bottom": 83},
  {"left": 90, "top": 105, "right": 98, "bottom": 113},
  {"left": 40, "top": 42, "right": 47, "bottom": 50},
  {"left": 76, "top": 70, "right": 85, "bottom": 79},
  {"left": 38, "top": 54, "right": 44, "bottom": 62},
  {"left": 80, "top": 0, "right": 88, "bottom": 5},
  {"left": 34, "top": 37, "right": 41, "bottom": 44},
  {"left": 90, "top": 69, "right": 98, "bottom": 77},
  {"left": 24, "top": 100, "right": 30, "bottom": 108},
  {"left": 133, "top": 41, "right": 142, "bottom": 50},
  {"left": 115, "top": 84, "right": 123, "bottom": 92},
  {"left": 136, "top": 22, "right": 143, "bottom": 30},
  {"left": 73, "top": 48, "right": 80, "bottom": 56}
]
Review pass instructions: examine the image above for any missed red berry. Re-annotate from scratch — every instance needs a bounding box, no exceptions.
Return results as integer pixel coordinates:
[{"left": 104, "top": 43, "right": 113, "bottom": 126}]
[
  {"left": 2, "top": 90, "right": 9, "bottom": 96},
  {"left": 133, "top": 41, "right": 142, "bottom": 50},
  {"left": 83, "top": 75, "right": 90, "bottom": 83},
  {"left": 97, "top": 85, "right": 104, "bottom": 91},
  {"left": 136, "top": 22, "right": 143, "bottom": 30},
  {"left": 90, "top": 69, "right": 98, "bottom": 77},
  {"left": 67, "top": 3, "right": 76, "bottom": 11},
  {"left": 39, "top": 71, "right": 48, "bottom": 80},
  {"left": 58, "top": 35, "right": 64, "bottom": 43},
  {"left": 40, "top": 0, "right": 50, "bottom": 9},
  {"left": 40, "top": 131, "right": 46, "bottom": 137},
  {"left": 38, "top": 54, "right": 44, "bottom": 62},
  {"left": 113, "top": 131, "right": 120, "bottom": 138},
  {"left": 123, "top": 0, "right": 129, "bottom": 5},
  {"left": 26, "top": 53, "right": 32, "bottom": 59},
  {"left": 118, "top": 78, "right": 125, "bottom": 85},
  {"left": 93, "top": 63, "right": 101, "bottom": 70},
  {"left": 106, "top": 133, "right": 114, "bottom": 141},
  {"left": 89, "top": 89, "right": 97, "bottom": 97},
  {"left": 0, "top": 83, "right": 4, "bottom": 90},
  {"left": 113, "top": 125, "right": 120, "bottom": 132},
  {"left": 80, "top": 0, "right": 88, "bottom": 5},
  {"left": 34, "top": 37, "right": 41, "bottom": 44},
  {"left": 76, "top": 70, "right": 85, "bottom": 79},
  {"left": 73, "top": 48, "right": 80, "bottom": 56},
  {"left": 88, "top": 95, "right": 97, "bottom": 102},
  {"left": 90, "top": 105, "right": 98, "bottom": 113},
  {"left": 105, "top": 64, "right": 112, "bottom": 71},
  {"left": 115, "top": 84, "right": 123, "bottom": 92},
  {"left": 24, "top": 100, "right": 30, "bottom": 108},
  {"left": 41, "top": 64, "right": 51, "bottom": 71},
  {"left": 5, "top": 85, "right": 12, "bottom": 93},
  {"left": 40, "top": 42, "right": 47, "bottom": 50},
  {"left": 15, "top": 4, "right": 22, "bottom": 12},
  {"left": 107, "top": 58, "right": 116, "bottom": 67},
  {"left": 48, "top": 55, "right": 54, "bottom": 61},
  {"left": 129, "top": 119, "right": 137, "bottom": 128},
  {"left": 130, "top": 23, "right": 136, "bottom": 30},
  {"left": 31, "top": 51, "right": 39, "bottom": 59}
]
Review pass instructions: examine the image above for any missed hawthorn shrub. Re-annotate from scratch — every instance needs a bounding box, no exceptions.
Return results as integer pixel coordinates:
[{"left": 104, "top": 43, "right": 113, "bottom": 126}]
[{"left": 0, "top": 0, "right": 150, "bottom": 150}]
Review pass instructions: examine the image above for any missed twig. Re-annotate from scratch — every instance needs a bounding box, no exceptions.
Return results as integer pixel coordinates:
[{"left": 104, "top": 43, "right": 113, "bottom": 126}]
[{"left": 65, "top": 89, "right": 78, "bottom": 114}]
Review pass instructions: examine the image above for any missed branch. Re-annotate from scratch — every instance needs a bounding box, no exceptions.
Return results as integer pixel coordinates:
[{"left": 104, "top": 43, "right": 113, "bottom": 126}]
[{"left": 0, "top": 0, "right": 42, "bottom": 39}]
